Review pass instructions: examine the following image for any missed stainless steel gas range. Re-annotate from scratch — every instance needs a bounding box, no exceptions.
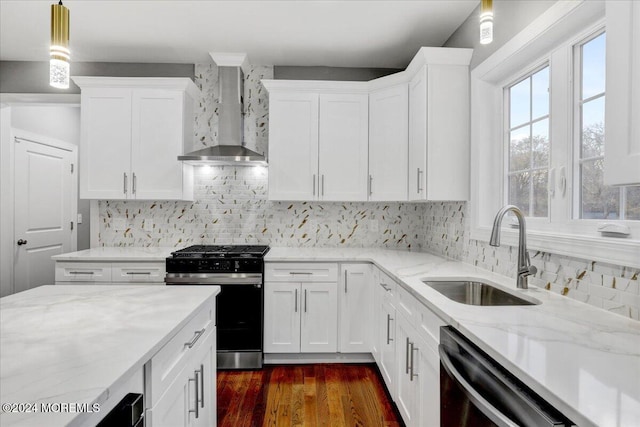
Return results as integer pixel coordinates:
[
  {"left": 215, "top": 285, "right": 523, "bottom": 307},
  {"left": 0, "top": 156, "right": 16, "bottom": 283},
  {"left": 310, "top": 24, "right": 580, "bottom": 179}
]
[{"left": 165, "top": 245, "right": 270, "bottom": 370}]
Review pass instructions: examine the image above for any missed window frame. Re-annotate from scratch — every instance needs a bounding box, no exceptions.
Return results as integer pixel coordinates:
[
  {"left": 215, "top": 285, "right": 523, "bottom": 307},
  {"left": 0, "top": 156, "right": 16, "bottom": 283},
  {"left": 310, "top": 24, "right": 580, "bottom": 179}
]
[{"left": 470, "top": 0, "right": 640, "bottom": 269}]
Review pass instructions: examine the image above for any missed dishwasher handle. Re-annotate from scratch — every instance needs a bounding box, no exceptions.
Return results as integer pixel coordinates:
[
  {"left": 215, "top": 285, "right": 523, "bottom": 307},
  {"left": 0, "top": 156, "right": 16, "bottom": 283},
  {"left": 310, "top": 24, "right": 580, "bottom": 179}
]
[{"left": 439, "top": 345, "right": 518, "bottom": 427}]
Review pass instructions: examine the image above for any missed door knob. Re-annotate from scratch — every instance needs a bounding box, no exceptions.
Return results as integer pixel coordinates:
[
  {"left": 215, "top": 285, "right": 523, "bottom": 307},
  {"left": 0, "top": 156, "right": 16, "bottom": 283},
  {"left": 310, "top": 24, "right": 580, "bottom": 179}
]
[{"left": 17, "top": 239, "right": 27, "bottom": 246}]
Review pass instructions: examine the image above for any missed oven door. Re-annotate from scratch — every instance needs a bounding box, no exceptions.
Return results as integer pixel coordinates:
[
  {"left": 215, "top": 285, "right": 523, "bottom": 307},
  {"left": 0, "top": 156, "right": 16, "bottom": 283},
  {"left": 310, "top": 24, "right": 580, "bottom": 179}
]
[{"left": 439, "top": 326, "right": 574, "bottom": 427}]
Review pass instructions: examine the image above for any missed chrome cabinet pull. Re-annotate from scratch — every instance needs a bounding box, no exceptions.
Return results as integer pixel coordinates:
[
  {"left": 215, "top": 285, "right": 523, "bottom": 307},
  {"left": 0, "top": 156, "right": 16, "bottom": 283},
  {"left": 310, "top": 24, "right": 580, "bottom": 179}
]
[
  {"left": 126, "top": 271, "right": 152, "bottom": 275},
  {"left": 132, "top": 172, "right": 137, "bottom": 195},
  {"left": 289, "top": 271, "right": 313, "bottom": 275},
  {"left": 294, "top": 288, "right": 298, "bottom": 313},
  {"left": 123, "top": 172, "right": 128, "bottom": 194},
  {"left": 344, "top": 270, "right": 348, "bottom": 293},
  {"left": 70, "top": 271, "right": 94, "bottom": 275},
  {"left": 198, "top": 364, "right": 204, "bottom": 408},
  {"left": 381, "top": 283, "right": 390, "bottom": 291},
  {"left": 417, "top": 168, "right": 423, "bottom": 193},
  {"left": 369, "top": 175, "right": 373, "bottom": 196},
  {"left": 304, "top": 289, "right": 308, "bottom": 313},
  {"left": 321, "top": 174, "right": 325, "bottom": 196},
  {"left": 188, "top": 372, "right": 199, "bottom": 418},
  {"left": 406, "top": 337, "right": 411, "bottom": 374},
  {"left": 386, "top": 314, "right": 393, "bottom": 344},
  {"left": 184, "top": 329, "right": 205, "bottom": 348},
  {"left": 313, "top": 174, "right": 316, "bottom": 196},
  {"left": 410, "top": 343, "right": 419, "bottom": 381},
  {"left": 17, "top": 239, "right": 28, "bottom": 246}
]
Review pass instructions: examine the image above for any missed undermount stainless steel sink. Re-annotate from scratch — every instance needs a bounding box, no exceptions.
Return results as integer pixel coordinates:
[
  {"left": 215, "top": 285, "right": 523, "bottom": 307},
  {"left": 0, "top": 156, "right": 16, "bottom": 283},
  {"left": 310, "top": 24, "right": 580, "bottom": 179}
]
[{"left": 422, "top": 280, "right": 539, "bottom": 306}]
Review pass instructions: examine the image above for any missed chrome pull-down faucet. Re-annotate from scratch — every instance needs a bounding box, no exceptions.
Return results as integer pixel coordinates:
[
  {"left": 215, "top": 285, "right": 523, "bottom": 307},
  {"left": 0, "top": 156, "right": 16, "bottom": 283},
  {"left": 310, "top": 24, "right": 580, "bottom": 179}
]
[{"left": 489, "top": 205, "right": 537, "bottom": 289}]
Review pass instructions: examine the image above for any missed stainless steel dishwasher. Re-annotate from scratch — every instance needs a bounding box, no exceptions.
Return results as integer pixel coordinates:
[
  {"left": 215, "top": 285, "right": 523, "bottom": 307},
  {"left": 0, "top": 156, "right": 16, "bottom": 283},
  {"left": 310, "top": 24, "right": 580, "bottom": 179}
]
[{"left": 439, "top": 326, "right": 576, "bottom": 427}]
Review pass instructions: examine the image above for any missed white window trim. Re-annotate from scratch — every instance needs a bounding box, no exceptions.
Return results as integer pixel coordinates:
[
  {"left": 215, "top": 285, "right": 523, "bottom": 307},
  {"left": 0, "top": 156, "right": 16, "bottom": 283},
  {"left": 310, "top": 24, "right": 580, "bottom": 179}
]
[{"left": 470, "top": 0, "right": 640, "bottom": 269}]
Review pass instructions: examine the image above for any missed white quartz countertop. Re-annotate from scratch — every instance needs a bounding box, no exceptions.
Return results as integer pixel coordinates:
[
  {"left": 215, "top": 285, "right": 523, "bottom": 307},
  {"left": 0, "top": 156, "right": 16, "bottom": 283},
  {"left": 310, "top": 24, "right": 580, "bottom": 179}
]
[
  {"left": 51, "top": 247, "right": 176, "bottom": 261},
  {"left": 0, "top": 285, "right": 220, "bottom": 427},
  {"left": 265, "top": 247, "right": 640, "bottom": 427}
]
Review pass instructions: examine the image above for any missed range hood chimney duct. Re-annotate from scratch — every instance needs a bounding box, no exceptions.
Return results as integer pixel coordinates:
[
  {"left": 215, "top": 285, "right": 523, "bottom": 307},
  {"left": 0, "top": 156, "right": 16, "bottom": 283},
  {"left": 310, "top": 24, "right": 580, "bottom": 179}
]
[{"left": 178, "top": 53, "right": 266, "bottom": 165}]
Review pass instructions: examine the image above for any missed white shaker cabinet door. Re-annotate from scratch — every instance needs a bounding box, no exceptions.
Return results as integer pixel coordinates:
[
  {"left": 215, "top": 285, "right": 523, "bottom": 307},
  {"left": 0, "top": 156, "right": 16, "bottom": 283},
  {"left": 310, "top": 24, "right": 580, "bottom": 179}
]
[
  {"left": 268, "top": 92, "right": 319, "bottom": 200},
  {"left": 300, "top": 282, "right": 338, "bottom": 353},
  {"left": 415, "top": 332, "right": 440, "bottom": 427},
  {"left": 395, "top": 316, "right": 420, "bottom": 427},
  {"left": 79, "top": 88, "right": 132, "bottom": 199},
  {"left": 369, "top": 84, "right": 409, "bottom": 201},
  {"left": 378, "top": 297, "right": 397, "bottom": 396},
  {"left": 318, "top": 93, "right": 369, "bottom": 201},
  {"left": 339, "top": 264, "right": 371, "bottom": 353},
  {"left": 131, "top": 89, "right": 187, "bottom": 200},
  {"left": 264, "top": 282, "right": 301, "bottom": 353}
]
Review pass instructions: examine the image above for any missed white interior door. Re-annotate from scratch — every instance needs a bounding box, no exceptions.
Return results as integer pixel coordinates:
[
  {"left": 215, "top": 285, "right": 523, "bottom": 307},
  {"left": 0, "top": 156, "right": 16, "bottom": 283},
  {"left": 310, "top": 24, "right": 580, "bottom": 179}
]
[{"left": 13, "top": 132, "right": 76, "bottom": 293}]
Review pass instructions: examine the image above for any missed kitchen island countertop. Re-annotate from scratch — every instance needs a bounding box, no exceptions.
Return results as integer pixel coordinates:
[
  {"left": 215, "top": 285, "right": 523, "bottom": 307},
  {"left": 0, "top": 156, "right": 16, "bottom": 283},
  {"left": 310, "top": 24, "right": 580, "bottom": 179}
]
[
  {"left": 0, "top": 284, "right": 219, "bottom": 427},
  {"left": 265, "top": 247, "right": 640, "bottom": 427}
]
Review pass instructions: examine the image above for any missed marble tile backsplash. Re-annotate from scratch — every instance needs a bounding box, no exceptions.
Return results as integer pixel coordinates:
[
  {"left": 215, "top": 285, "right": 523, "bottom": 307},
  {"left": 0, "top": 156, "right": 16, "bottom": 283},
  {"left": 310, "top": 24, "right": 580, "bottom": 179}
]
[
  {"left": 98, "top": 167, "right": 425, "bottom": 249},
  {"left": 423, "top": 202, "right": 640, "bottom": 321}
]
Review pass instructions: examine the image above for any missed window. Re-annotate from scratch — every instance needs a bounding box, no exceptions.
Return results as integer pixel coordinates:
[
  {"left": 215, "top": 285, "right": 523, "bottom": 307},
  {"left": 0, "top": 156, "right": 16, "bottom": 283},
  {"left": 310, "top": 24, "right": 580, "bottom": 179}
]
[
  {"left": 506, "top": 66, "right": 550, "bottom": 218},
  {"left": 575, "top": 32, "right": 640, "bottom": 221},
  {"left": 471, "top": 1, "right": 639, "bottom": 268}
]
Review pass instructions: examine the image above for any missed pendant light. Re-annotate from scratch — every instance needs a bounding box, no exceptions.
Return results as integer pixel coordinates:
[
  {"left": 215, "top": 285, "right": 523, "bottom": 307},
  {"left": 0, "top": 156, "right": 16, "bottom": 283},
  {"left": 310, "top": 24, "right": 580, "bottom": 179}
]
[
  {"left": 480, "top": 0, "right": 493, "bottom": 45},
  {"left": 50, "top": 0, "right": 70, "bottom": 89}
]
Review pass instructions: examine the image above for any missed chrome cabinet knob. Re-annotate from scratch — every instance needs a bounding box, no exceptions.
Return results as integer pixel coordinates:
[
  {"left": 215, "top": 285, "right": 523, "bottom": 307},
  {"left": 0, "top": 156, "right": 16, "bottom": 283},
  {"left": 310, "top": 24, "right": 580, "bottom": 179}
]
[{"left": 17, "top": 239, "right": 27, "bottom": 246}]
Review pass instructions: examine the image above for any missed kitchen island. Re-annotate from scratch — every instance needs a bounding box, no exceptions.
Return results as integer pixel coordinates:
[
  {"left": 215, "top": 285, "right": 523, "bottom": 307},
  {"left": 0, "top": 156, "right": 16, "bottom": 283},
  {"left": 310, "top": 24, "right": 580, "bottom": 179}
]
[{"left": 0, "top": 284, "right": 219, "bottom": 427}]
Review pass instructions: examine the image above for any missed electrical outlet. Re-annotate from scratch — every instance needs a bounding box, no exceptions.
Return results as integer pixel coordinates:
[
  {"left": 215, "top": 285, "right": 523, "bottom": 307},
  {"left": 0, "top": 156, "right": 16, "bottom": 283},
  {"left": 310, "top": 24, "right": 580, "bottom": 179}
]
[{"left": 370, "top": 220, "right": 379, "bottom": 232}]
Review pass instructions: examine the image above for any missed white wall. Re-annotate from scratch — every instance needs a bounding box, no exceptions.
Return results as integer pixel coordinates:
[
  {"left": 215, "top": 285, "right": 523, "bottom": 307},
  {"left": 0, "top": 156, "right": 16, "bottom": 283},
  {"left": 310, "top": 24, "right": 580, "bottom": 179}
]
[{"left": 11, "top": 106, "right": 80, "bottom": 145}]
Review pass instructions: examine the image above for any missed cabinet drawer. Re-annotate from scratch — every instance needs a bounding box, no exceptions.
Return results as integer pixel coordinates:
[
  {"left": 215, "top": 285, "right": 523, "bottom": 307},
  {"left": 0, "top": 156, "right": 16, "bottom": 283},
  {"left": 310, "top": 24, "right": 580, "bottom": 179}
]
[
  {"left": 148, "top": 300, "right": 214, "bottom": 406},
  {"left": 112, "top": 262, "right": 165, "bottom": 283},
  {"left": 55, "top": 262, "right": 112, "bottom": 282},
  {"left": 416, "top": 303, "right": 446, "bottom": 344},
  {"left": 396, "top": 284, "right": 418, "bottom": 321},
  {"left": 379, "top": 271, "right": 398, "bottom": 301},
  {"left": 265, "top": 262, "right": 338, "bottom": 282}
]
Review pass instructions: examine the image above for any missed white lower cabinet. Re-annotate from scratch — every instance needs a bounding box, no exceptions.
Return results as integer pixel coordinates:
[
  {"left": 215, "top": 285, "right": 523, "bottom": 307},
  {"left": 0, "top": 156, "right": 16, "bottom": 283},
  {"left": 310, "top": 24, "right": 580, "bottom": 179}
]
[
  {"left": 149, "top": 329, "right": 215, "bottom": 427},
  {"left": 395, "top": 315, "right": 420, "bottom": 426},
  {"left": 378, "top": 291, "right": 397, "bottom": 395},
  {"left": 339, "top": 264, "right": 371, "bottom": 352},
  {"left": 145, "top": 295, "right": 216, "bottom": 427},
  {"left": 55, "top": 261, "right": 165, "bottom": 284},
  {"left": 371, "top": 266, "right": 443, "bottom": 427},
  {"left": 264, "top": 282, "right": 338, "bottom": 353}
]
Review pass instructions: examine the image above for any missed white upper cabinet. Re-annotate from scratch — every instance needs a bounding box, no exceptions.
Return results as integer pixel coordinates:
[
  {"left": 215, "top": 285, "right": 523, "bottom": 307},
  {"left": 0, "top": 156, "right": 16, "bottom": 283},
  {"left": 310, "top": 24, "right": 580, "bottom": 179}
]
[
  {"left": 264, "top": 82, "right": 369, "bottom": 202},
  {"left": 73, "top": 77, "right": 198, "bottom": 200},
  {"left": 408, "top": 61, "right": 471, "bottom": 201},
  {"left": 267, "top": 92, "right": 319, "bottom": 200},
  {"left": 319, "top": 94, "right": 369, "bottom": 201},
  {"left": 369, "top": 85, "right": 409, "bottom": 201},
  {"left": 604, "top": 1, "right": 640, "bottom": 186},
  {"left": 264, "top": 47, "right": 471, "bottom": 202}
]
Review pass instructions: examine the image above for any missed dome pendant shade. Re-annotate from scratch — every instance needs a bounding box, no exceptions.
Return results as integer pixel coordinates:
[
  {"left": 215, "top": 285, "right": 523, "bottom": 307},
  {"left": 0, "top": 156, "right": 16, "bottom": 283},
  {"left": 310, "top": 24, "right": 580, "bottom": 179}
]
[{"left": 50, "top": 1, "right": 70, "bottom": 89}]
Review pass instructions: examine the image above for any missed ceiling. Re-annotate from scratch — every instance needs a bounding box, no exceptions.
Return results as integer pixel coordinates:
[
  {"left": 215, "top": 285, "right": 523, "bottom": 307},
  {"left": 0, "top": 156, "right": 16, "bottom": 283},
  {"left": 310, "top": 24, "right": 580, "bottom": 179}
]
[{"left": 0, "top": 0, "right": 479, "bottom": 69}]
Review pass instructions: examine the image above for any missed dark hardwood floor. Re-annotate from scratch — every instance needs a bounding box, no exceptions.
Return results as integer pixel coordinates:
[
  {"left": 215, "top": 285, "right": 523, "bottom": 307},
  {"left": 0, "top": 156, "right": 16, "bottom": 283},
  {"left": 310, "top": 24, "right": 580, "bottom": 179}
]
[{"left": 217, "top": 364, "right": 402, "bottom": 427}]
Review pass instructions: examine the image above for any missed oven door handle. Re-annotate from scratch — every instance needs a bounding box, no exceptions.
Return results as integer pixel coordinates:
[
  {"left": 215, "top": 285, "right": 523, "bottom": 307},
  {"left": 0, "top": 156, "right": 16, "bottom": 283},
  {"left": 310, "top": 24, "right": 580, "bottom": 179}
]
[
  {"left": 165, "top": 273, "right": 263, "bottom": 285},
  {"left": 439, "top": 346, "right": 518, "bottom": 427}
]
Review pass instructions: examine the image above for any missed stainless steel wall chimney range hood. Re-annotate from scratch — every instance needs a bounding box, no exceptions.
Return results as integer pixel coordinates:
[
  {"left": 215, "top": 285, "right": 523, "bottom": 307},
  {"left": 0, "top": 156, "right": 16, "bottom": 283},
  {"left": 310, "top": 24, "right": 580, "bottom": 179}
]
[{"left": 178, "top": 53, "right": 266, "bottom": 166}]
